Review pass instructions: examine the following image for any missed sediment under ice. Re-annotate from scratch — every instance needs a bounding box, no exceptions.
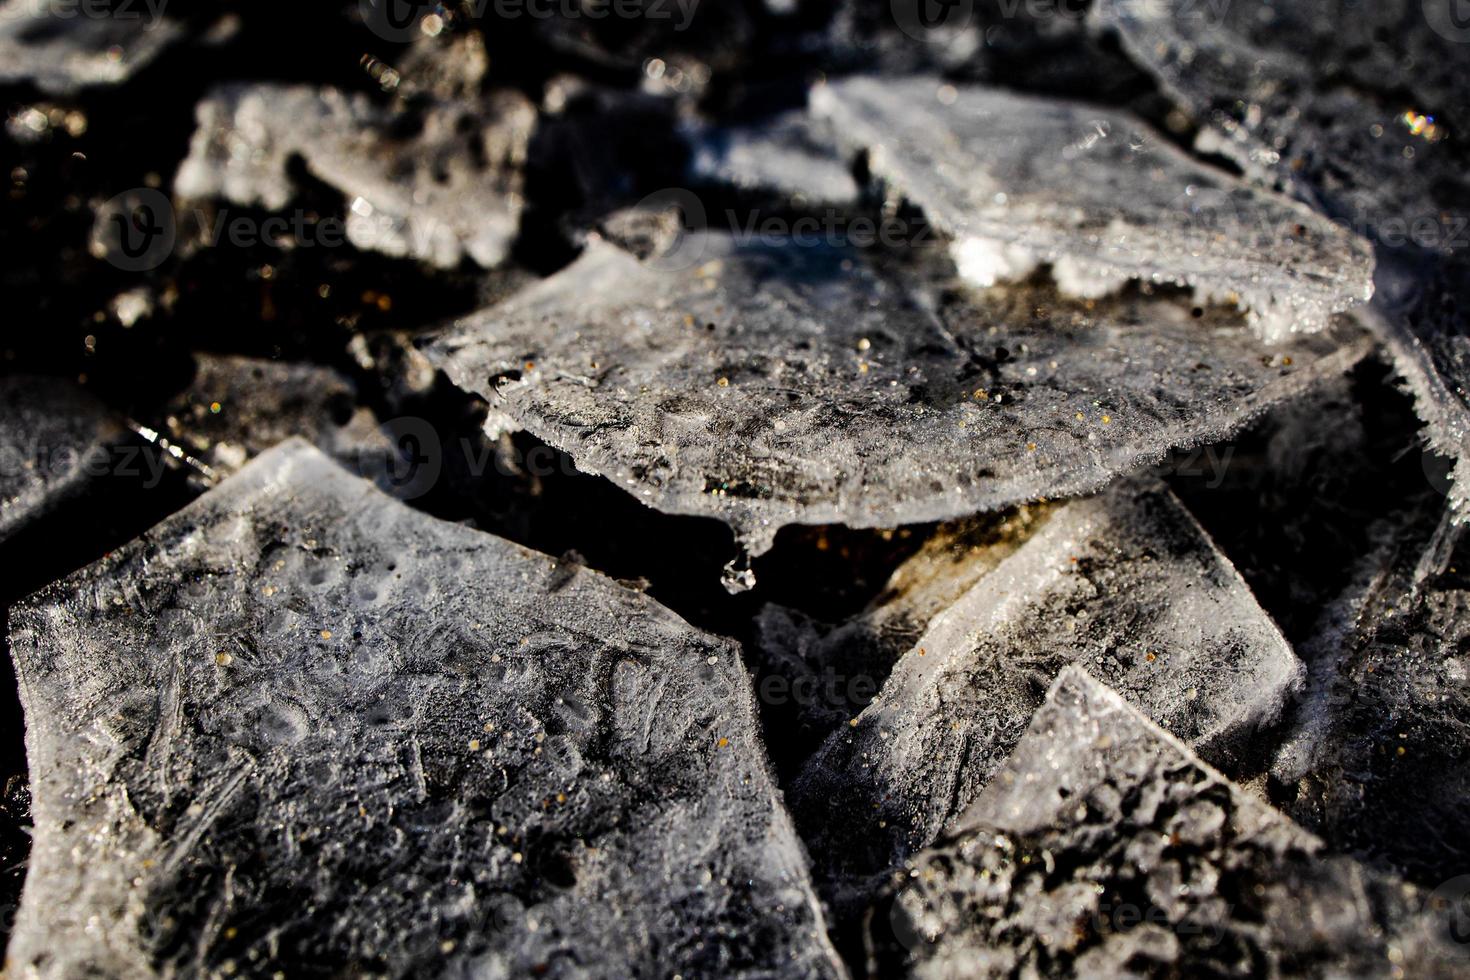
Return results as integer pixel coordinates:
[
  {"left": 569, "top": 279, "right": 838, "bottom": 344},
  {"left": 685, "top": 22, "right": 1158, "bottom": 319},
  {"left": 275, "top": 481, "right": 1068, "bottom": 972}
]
[
  {"left": 6, "top": 440, "right": 844, "bottom": 979},
  {"left": 429, "top": 230, "right": 1370, "bottom": 555},
  {"left": 884, "top": 667, "right": 1465, "bottom": 977},
  {"left": 810, "top": 74, "right": 1376, "bottom": 341}
]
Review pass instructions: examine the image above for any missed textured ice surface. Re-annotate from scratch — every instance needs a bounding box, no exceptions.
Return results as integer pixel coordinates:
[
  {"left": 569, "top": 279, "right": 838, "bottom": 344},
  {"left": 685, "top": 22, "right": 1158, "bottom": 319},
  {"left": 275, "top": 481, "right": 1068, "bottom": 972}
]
[
  {"left": 429, "top": 231, "right": 1369, "bottom": 555},
  {"left": 884, "top": 667, "right": 1465, "bottom": 978},
  {"left": 811, "top": 75, "right": 1375, "bottom": 341},
  {"left": 157, "top": 354, "right": 391, "bottom": 482},
  {"left": 684, "top": 110, "right": 859, "bottom": 204},
  {"left": 0, "top": 376, "right": 128, "bottom": 546},
  {"left": 174, "top": 83, "right": 534, "bottom": 269},
  {"left": 0, "top": 0, "right": 182, "bottom": 94},
  {"left": 1093, "top": 0, "right": 1470, "bottom": 511},
  {"left": 6, "top": 441, "right": 844, "bottom": 979},
  {"left": 755, "top": 505, "right": 1055, "bottom": 745},
  {"left": 791, "top": 480, "right": 1301, "bottom": 892},
  {"left": 1273, "top": 509, "right": 1470, "bottom": 884}
]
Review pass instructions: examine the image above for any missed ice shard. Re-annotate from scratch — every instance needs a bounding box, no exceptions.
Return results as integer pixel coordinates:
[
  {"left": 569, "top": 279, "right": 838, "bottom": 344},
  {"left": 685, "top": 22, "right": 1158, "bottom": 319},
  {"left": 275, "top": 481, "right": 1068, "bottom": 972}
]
[
  {"left": 6, "top": 440, "right": 845, "bottom": 979},
  {"left": 683, "top": 110, "right": 859, "bottom": 205},
  {"left": 0, "top": 376, "right": 129, "bottom": 546},
  {"left": 429, "top": 230, "right": 1369, "bottom": 556},
  {"left": 791, "top": 480, "right": 1301, "bottom": 893},
  {"left": 811, "top": 75, "right": 1375, "bottom": 341},
  {"left": 0, "top": 0, "right": 183, "bottom": 94},
  {"left": 1092, "top": 0, "right": 1470, "bottom": 512},
  {"left": 1273, "top": 507, "right": 1470, "bottom": 884},
  {"left": 155, "top": 354, "right": 394, "bottom": 485},
  {"left": 754, "top": 504, "right": 1055, "bottom": 746},
  {"left": 173, "top": 83, "right": 535, "bottom": 269},
  {"left": 882, "top": 667, "right": 1465, "bottom": 977}
]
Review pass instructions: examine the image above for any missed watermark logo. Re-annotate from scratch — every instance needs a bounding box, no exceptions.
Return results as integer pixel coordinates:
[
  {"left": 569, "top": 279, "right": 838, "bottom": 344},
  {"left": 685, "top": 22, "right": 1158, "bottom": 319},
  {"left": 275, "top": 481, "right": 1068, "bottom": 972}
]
[
  {"left": 91, "top": 188, "right": 175, "bottom": 273},
  {"left": 359, "top": 0, "right": 431, "bottom": 43},
  {"left": 1424, "top": 0, "right": 1470, "bottom": 42},
  {"left": 1, "top": 0, "right": 170, "bottom": 25},
  {"left": 891, "top": 0, "right": 974, "bottom": 40},
  {"left": 1426, "top": 875, "right": 1470, "bottom": 954},
  {"left": 360, "top": 0, "right": 702, "bottom": 43},
  {"left": 631, "top": 187, "right": 710, "bottom": 273}
]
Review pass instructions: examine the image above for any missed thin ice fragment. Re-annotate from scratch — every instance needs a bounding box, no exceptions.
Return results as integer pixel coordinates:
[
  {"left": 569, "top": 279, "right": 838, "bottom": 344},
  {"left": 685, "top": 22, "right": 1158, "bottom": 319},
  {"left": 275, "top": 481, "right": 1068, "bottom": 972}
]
[
  {"left": 755, "top": 504, "right": 1055, "bottom": 746},
  {"left": 882, "top": 667, "right": 1465, "bottom": 978},
  {"left": 7, "top": 440, "right": 844, "bottom": 979},
  {"left": 792, "top": 480, "right": 1301, "bottom": 892},
  {"left": 811, "top": 75, "right": 1375, "bottom": 341},
  {"left": 430, "top": 231, "right": 1368, "bottom": 555},
  {"left": 156, "top": 354, "right": 393, "bottom": 484},
  {"left": 0, "top": 376, "right": 128, "bottom": 546},
  {"left": 0, "top": 0, "right": 183, "bottom": 94},
  {"left": 1092, "top": 0, "right": 1470, "bottom": 511},
  {"left": 173, "top": 83, "right": 534, "bottom": 269},
  {"left": 1273, "top": 508, "right": 1470, "bottom": 883},
  {"left": 683, "top": 110, "right": 859, "bottom": 204}
]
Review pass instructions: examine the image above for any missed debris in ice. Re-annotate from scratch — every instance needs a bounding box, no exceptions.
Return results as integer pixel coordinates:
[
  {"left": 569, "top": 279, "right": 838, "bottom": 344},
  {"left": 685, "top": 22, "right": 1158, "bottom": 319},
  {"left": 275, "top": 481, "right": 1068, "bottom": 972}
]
[
  {"left": 429, "top": 230, "right": 1370, "bottom": 555},
  {"left": 173, "top": 83, "right": 535, "bottom": 269},
  {"left": 157, "top": 354, "right": 394, "bottom": 486},
  {"left": 1092, "top": 0, "right": 1470, "bottom": 511},
  {"left": 0, "top": 376, "right": 128, "bottom": 546},
  {"left": 881, "top": 667, "right": 1466, "bottom": 977},
  {"left": 1272, "top": 507, "right": 1470, "bottom": 884},
  {"left": 683, "top": 110, "right": 859, "bottom": 205},
  {"left": 791, "top": 479, "right": 1301, "bottom": 892},
  {"left": 0, "top": 0, "right": 183, "bottom": 95},
  {"left": 810, "top": 75, "right": 1376, "bottom": 341},
  {"left": 754, "top": 504, "right": 1055, "bottom": 746},
  {"left": 6, "top": 440, "right": 845, "bottom": 979}
]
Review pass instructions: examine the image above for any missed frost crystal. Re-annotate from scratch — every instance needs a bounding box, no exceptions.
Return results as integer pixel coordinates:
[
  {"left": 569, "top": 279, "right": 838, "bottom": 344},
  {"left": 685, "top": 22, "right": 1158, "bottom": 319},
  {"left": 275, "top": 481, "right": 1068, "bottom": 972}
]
[
  {"left": 791, "top": 480, "right": 1301, "bottom": 890},
  {"left": 884, "top": 667, "right": 1465, "bottom": 977},
  {"left": 174, "top": 84, "right": 534, "bottom": 269},
  {"left": 0, "top": 376, "right": 127, "bottom": 545},
  {"left": 7, "top": 441, "right": 844, "bottom": 979},
  {"left": 430, "top": 231, "right": 1368, "bottom": 555},
  {"left": 683, "top": 110, "right": 859, "bottom": 205},
  {"left": 811, "top": 75, "right": 1375, "bottom": 341}
]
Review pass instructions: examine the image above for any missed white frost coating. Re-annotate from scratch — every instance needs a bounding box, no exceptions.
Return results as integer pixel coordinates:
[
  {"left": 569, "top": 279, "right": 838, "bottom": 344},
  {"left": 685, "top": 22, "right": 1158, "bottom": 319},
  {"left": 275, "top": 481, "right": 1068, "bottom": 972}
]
[
  {"left": 812, "top": 75, "right": 1376, "bottom": 342},
  {"left": 174, "top": 84, "right": 534, "bottom": 270},
  {"left": 0, "top": 0, "right": 184, "bottom": 94},
  {"left": 7, "top": 440, "right": 847, "bottom": 979},
  {"left": 950, "top": 237, "right": 1039, "bottom": 289}
]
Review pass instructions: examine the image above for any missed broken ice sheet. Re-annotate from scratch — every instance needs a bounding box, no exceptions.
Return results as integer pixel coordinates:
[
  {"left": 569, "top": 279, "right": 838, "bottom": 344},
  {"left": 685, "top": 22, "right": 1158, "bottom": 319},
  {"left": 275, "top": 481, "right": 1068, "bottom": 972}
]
[
  {"left": 683, "top": 109, "right": 860, "bottom": 206},
  {"left": 154, "top": 353, "right": 393, "bottom": 485},
  {"left": 173, "top": 83, "right": 534, "bottom": 269},
  {"left": 0, "top": 376, "right": 129, "bottom": 546},
  {"left": 1272, "top": 507, "right": 1470, "bottom": 884},
  {"left": 6, "top": 440, "right": 845, "bottom": 979},
  {"left": 791, "top": 479, "right": 1301, "bottom": 891},
  {"left": 0, "top": 0, "right": 183, "bottom": 95},
  {"left": 429, "top": 230, "right": 1369, "bottom": 557},
  {"left": 882, "top": 667, "right": 1466, "bottom": 978},
  {"left": 811, "top": 75, "right": 1376, "bottom": 341},
  {"left": 1092, "top": 0, "right": 1470, "bottom": 511},
  {"left": 755, "top": 504, "right": 1056, "bottom": 748}
]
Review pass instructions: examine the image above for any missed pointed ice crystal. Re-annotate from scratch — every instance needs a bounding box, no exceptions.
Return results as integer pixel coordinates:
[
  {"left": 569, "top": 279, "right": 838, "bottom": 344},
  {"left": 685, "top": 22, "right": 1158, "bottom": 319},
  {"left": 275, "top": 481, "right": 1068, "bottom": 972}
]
[
  {"left": 6, "top": 440, "right": 845, "bottom": 979},
  {"left": 883, "top": 667, "right": 1466, "bottom": 977},
  {"left": 174, "top": 84, "right": 535, "bottom": 269},
  {"left": 429, "top": 232, "right": 1369, "bottom": 555},
  {"left": 791, "top": 480, "right": 1301, "bottom": 889},
  {"left": 811, "top": 75, "right": 1375, "bottom": 341}
]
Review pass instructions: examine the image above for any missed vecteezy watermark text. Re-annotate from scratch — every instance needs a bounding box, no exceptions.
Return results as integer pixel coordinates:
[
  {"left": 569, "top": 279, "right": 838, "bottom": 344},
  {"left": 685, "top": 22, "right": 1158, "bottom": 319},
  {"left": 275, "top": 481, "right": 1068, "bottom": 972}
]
[{"left": 359, "top": 0, "right": 700, "bottom": 42}]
